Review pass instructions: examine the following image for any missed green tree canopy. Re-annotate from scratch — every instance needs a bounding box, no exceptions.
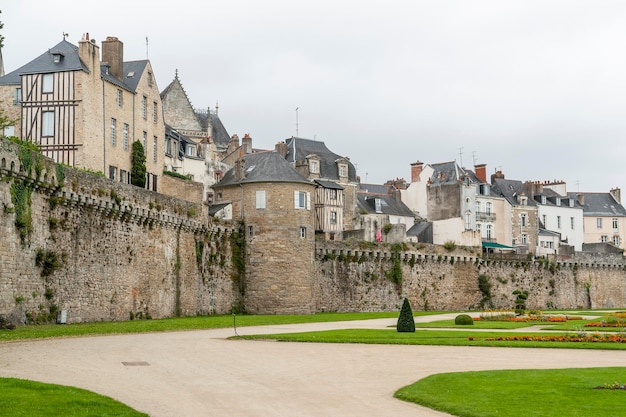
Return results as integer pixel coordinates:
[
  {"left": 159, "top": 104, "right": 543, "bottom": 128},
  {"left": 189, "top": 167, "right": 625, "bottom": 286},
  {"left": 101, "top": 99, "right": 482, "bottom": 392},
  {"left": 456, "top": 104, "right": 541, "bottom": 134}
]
[{"left": 130, "top": 140, "right": 147, "bottom": 188}]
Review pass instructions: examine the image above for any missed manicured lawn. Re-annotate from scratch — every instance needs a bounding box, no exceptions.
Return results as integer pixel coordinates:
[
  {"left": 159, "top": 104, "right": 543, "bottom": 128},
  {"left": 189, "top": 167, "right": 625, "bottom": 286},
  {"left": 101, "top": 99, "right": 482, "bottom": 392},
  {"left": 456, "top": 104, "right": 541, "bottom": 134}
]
[
  {"left": 395, "top": 367, "right": 626, "bottom": 417},
  {"left": 235, "top": 328, "right": 626, "bottom": 349},
  {"left": 0, "top": 311, "right": 429, "bottom": 342},
  {"left": 0, "top": 378, "right": 148, "bottom": 417}
]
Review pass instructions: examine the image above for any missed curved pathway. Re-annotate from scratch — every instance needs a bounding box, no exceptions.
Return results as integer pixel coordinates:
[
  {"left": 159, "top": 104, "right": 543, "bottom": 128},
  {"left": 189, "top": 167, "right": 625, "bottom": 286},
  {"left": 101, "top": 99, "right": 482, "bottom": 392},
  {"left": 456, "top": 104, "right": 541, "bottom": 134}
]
[{"left": 1, "top": 314, "right": 625, "bottom": 416}]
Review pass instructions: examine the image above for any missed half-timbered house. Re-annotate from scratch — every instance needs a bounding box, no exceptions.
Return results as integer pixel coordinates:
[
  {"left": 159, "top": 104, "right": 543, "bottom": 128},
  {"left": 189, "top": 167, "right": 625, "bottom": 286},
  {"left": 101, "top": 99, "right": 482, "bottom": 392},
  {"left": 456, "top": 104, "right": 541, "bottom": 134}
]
[{"left": 0, "top": 34, "right": 164, "bottom": 190}]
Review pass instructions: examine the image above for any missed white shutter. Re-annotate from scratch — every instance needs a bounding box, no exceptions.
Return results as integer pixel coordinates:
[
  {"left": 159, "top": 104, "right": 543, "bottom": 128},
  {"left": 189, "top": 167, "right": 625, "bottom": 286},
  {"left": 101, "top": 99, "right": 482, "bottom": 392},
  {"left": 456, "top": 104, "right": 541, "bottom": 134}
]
[
  {"left": 294, "top": 191, "right": 299, "bottom": 208},
  {"left": 306, "top": 192, "right": 311, "bottom": 210}
]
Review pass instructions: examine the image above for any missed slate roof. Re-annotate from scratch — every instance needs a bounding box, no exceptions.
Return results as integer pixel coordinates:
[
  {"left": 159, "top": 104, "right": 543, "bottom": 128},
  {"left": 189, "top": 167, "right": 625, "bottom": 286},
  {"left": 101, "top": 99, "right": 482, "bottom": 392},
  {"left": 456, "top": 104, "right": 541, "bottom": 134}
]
[
  {"left": 0, "top": 39, "right": 89, "bottom": 85},
  {"left": 428, "top": 161, "right": 471, "bottom": 186},
  {"left": 359, "top": 183, "right": 389, "bottom": 195},
  {"left": 315, "top": 179, "right": 344, "bottom": 190},
  {"left": 208, "top": 202, "right": 231, "bottom": 216},
  {"left": 213, "top": 151, "right": 313, "bottom": 187},
  {"left": 407, "top": 222, "right": 431, "bottom": 237},
  {"left": 491, "top": 178, "right": 537, "bottom": 207},
  {"left": 284, "top": 137, "right": 357, "bottom": 182},
  {"left": 568, "top": 192, "right": 626, "bottom": 216},
  {"left": 120, "top": 60, "right": 149, "bottom": 92},
  {"left": 356, "top": 194, "right": 415, "bottom": 217}
]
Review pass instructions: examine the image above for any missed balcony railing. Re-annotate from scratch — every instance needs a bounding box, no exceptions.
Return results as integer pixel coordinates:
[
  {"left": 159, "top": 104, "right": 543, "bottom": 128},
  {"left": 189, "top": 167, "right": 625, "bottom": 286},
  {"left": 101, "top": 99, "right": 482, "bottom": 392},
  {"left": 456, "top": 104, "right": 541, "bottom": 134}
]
[{"left": 476, "top": 211, "right": 496, "bottom": 222}]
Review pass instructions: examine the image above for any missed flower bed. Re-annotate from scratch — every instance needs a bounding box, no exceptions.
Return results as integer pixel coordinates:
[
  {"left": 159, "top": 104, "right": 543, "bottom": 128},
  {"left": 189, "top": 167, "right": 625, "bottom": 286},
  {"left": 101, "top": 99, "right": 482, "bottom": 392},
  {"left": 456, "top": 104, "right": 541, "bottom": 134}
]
[{"left": 474, "top": 333, "right": 626, "bottom": 343}]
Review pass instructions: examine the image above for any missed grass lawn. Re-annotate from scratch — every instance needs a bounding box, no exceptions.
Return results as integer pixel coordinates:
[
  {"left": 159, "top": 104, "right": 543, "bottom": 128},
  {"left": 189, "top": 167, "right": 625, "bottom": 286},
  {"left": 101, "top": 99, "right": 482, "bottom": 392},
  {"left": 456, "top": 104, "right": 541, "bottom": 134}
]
[
  {"left": 395, "top": 367, "right": 626, "bottom": 417},
  {"left": 0, "top": 311, "right": 419, "bottom": 342},
  {"left": 0, "top": 378, "right": 148, "bottom": 417}
]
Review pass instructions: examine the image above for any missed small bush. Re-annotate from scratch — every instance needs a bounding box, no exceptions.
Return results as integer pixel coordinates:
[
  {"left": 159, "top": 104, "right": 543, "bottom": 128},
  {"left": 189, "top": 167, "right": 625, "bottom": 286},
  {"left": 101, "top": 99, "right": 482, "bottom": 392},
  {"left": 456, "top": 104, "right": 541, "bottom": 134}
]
[
  {"left": 397, "top": 298, "right": 416, "bottom": 333},
  {"left": 455, "top": 314, "right": 474, "bottom": 325},
  {"left": 443, "top": 240, "right": 456, "bottom": 251}
]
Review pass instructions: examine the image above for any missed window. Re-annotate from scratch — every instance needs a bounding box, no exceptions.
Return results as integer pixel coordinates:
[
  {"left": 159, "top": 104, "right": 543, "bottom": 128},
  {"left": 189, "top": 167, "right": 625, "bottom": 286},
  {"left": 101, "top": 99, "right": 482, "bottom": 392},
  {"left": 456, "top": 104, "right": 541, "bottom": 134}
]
[
  {"left": 186, "top": 145, "right": 196, "bottom": 157},
  {"left": 153, "top": 101, "right": 158, "bottom": 123},
  {"left": 557, "top": 216, "right": 561, "bottom": 229},
  {"left": 108, "top": 165, "right": 117, "bottom": 180},
  {"left": 310, "top": 160, "right": 319, "bottom": 174},
  {"left": 338, "top": 164, "right": 347, "bottom": 178},
  {"left": 614, "top": 236, "right": 621, "bottom": 246},
  {"left": 120, "top": 169, "right": 127, "bottom": 183},
  {"left": 142, "top": 131, "right": 147, "bottom": 150},
  {"left": 248, "top": 225, "right": 254, "bottom": 237},
  {"left": 153, "top": 136, "right": 157, "bottom": 162},
  {"left": 147, "top": 71, "right": 153, "bottom": 87},
  {"left": 521, "top": 233, "right": 527, "bottom": 245},
  {"left": 542, "top": 215, "right": 547, "bottom": 227},
  {"left": 294, "top": 191, "right": 310, "bottom": 209},
  {"left": 545, "top": 241, "right": 554, "bottom": 249},
  {"left": 42, "top": 73, "right": 53, "bottom": 93},
  {"left": 299, "top": 226, "right": 307, "bottom": 238},
  {"left": 556, "top": 197, "right": 561, "bottom": 206},
  {"left": 116, "top": 89, "right": 123, "bottom": 107},
  {"left": 14, "top": 88, "right": 21, "bottom": 104},
  {"left": 375, "top": 198, "right": 382, "bottom": 213},
  {"left": 42, "top": 111, "right": 54, "bottom": 136},
  {"left": 485, "top": 202, "right": 492, "bottom": 215},
  {"left": 329, "top": 189, "right": 337, "bottom": 200},
  {"left": 255, "top": 190, "right": 266, "bottom": 209},
  {"left": 601, "top": 235, "right": 608, "bottom": 243},
  {"left": 330, "top": 211, "right": 337, "bottom": 224},
  {"left": 476, "top": 223, "right": 482, "bottom": 235},
  {"left": 123, "top": 123, "right": 129, "bottom": 150},
  {"left": 165, "top": 138, "right": 172, "bottom": 155},
  {"left": 465, "top": 212, "right": 471, "bottom": 230},
  {"left": 571, "top": 217, "right": 575, "bottom": 230},
  {"left": 613, "top": 218, "right": 619, "bottom": 231},
  {"left": 541, "top": 195, "right": 546, "bottom": 204},
  {"left": 521, "top": 213, "right": 527, "bottom": 227},
  {"left": 110, "top": 118, "right": 117, "bottom": 146},
  {"left": 597, "top": 218, "right": 603, "bottom": 229},
  {"left": 476, "top": 201, "right": 481, "bottom": 213},
  {"left": 486, "top": 224, "right": 492, "bottom": 239},
  {"left": 142, "top": 96, "right": 147, "bottom": 119}
]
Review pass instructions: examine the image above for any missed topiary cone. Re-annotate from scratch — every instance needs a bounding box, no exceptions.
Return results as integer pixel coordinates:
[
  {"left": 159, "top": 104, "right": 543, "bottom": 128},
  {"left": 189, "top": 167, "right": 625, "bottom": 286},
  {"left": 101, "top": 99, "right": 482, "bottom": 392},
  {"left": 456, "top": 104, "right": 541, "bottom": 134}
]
[{"left": 397, "top": 298, "right": 416, "bottom": 333}]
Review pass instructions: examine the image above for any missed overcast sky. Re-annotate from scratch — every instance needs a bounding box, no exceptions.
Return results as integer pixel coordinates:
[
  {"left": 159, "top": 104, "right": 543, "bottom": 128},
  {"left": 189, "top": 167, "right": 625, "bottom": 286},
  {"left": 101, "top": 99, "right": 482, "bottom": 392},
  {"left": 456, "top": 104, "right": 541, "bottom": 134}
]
[{"left": 2, "top": 1, "right": 626, "bottom": 193}]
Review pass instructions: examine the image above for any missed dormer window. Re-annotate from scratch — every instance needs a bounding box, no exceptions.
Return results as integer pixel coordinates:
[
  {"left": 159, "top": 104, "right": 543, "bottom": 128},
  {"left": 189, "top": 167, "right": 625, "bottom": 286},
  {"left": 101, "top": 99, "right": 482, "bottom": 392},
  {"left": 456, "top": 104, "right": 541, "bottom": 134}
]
[
  {"left": 52, "top": 53, "right": 63, "bottom": 63},
  {"left": 375, "top": 198, "right": 382, "bottom": 213},
  {"left": 556, "top": 197, "right": 561, "bottom": 206},
  {"left": 309, "top": 160, "right": 319, "bottom": 174},
  {"left": 520, "top": 196, "right": 528, "bottom": 206},
  {"left": 338, "top": 163, "right": 348, "bottom": 178},
  {"left": 541, "top": 195, "right": 547, "bottom": 204}
]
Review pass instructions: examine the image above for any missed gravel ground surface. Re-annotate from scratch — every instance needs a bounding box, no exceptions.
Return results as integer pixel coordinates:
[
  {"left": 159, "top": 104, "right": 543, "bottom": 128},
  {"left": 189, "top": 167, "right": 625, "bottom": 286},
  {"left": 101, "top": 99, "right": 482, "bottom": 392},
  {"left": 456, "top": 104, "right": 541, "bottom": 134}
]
[{"left": 1, "top": 313, "right": 625, "bottom": 417}]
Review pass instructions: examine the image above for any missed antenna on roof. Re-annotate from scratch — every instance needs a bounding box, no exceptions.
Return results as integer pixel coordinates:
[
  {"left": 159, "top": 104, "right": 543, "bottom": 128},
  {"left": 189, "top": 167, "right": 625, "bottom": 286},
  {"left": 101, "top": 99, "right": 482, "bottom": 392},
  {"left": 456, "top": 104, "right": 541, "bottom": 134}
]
[
  {"left": 472, "top": 151, "right": 477, "bottom": 166},
  {"left": 145, "top": 36, "right": 149, "bottom": 59},
  {"left": 295, "top": 107, "right": 299, "bottom": 137},
  {"left": 63, "top": 32, "right": 69, "bottom": 40},
  {"left": 458, "top": 147, "right": 464, "bottom": 167}
]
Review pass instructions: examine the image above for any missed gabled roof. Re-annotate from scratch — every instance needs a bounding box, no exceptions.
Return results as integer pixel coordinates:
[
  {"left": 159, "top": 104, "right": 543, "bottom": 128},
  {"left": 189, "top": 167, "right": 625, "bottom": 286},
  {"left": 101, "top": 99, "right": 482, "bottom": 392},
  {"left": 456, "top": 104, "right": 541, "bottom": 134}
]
[
  {"left": 359, "top": 183, "right": 389, "bottom": 195},
  {"left": 213, "top": 151, "right": 313, "bottom": 187},
  {"left": 569, "top": 192, "right": 626, "bottom": 216},
  {"left": 284, "top": 137, "right": 357, "bottom": 182},
  {"left": 121, "top": 60, "right": 149, "bottom": 92},
  {"left": 407, "top": 222, "right": 431, "bottom": 237},
  {"left": 356, "top": 194, "right": 415, "bottom": 218},
  {"left": 0, "top": 39, "right": 89, "bottom": 85},
  {"left": 491, "top": 178, "right": 537, "bottom": 207}
]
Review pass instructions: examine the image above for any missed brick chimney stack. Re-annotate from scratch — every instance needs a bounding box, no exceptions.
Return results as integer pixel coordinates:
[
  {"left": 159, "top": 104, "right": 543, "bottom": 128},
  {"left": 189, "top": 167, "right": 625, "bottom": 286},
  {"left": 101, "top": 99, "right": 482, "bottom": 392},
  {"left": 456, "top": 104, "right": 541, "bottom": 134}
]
[
  {"left": 101, "top": 36, "right": 123, "bottom": 80},
  {"left": 611, "top": 187, "right": 621, "bottom": 204},
  {"left": 410, "top": 161, "right": 423, "bottom": 183},
  {"left": 474, "top": 163, "right": 487, "bottom": 183},
  {"left": 78, "top": 33, "right": 100, "bottom": 75}
]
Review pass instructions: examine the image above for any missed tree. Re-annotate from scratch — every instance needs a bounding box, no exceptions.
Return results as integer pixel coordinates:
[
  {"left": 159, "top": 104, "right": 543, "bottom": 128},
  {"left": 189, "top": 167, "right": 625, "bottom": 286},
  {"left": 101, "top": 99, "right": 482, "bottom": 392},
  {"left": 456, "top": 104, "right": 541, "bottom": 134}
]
[
  {"left": 0, "top": 10, "right": 4, "bottom": 49},
  {"left": 130, "top": 140, "right": 147, "bottom": 188},
  {"left": 396, "top": 298, "right": 415, "bottom": 333}
]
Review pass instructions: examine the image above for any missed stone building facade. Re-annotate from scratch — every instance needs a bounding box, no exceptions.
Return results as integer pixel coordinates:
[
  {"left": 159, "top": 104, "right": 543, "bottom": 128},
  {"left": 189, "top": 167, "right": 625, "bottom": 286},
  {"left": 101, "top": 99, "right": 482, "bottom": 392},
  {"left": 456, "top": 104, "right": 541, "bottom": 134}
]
[{"left": 0, "top": 34, "right": 164, "bottom": 191}]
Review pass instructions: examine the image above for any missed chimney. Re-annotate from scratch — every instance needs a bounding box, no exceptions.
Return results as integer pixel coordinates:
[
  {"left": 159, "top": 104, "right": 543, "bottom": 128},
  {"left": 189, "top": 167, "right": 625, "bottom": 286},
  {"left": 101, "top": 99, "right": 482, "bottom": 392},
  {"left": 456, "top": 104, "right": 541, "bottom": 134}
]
[
  {"left": 610, "top": 187, "right": 621, "bottom": 204},
  {"left": 101, "top": 36, "right": 124, "bottom": 80},
  {"left": 524, "top": 181, "right": 535, "bottom": 200},
  {"left": 275, "top": 141, "right": 288, "bottom": 159},
  {"left": 474, "top": 163, "right": 487, "bottom": 183},
  {"left": 577, "top": 193, "right": 585, "bottom": 206},
  {"left": 234, "top": 157, "right": 246, "bottom": 181},
  {"left": 242, "top": 133, "right": 252, "bottom": 154},
  {"left": 410, "top": 161, "right": 423, "bottom": 183},
  {"left": 227, "top": 134, "right": 240, "bottom": 155},
  {"left": 490, "top": 169, "right": 504, "bottom": 184},
  {"left": 78, "top": 34, "right": 100, "bottom": 75}
]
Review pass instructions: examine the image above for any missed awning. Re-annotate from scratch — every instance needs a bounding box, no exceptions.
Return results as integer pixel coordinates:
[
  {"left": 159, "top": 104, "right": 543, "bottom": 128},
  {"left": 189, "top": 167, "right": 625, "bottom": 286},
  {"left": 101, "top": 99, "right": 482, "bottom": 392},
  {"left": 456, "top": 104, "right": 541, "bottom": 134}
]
[{"left": 482, "top": 241, "right": 514, "bottom": 249}]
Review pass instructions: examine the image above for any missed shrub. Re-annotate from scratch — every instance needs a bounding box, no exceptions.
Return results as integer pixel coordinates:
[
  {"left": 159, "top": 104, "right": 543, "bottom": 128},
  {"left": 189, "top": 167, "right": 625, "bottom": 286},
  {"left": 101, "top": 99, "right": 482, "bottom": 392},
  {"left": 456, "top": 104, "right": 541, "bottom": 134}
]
[
  {"left": 443, "top": 240, "right": 456, "bottom": 251},
  {"left": 130, "top": 140, "right": 147, "bottom": 188},
  {"left": 455, "top": 314, "right": 474, "bottom": 325},
  {"left": 396, "top": 298, "right": 416, "bottom": 333}
]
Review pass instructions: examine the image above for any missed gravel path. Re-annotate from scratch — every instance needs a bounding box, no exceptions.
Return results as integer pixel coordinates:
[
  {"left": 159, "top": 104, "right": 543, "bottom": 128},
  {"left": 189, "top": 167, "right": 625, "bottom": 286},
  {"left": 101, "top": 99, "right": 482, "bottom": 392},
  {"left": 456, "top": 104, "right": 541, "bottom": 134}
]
[{"left": 1, "top": 314, "right": 625, "bottom": 416}]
